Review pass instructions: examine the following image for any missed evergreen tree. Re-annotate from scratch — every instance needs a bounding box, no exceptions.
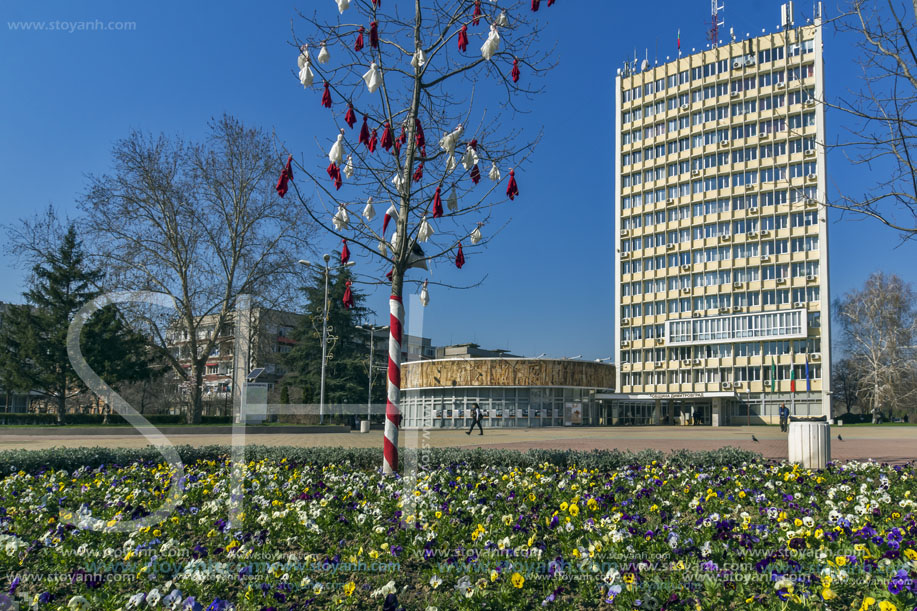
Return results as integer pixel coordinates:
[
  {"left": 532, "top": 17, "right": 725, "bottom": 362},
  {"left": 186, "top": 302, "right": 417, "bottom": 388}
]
[
  {"left": 0, "top": 225, "right": 155, "bottom": 422},
  {"left": 285, "top": 263, "right": 373, "bottom": 419}
]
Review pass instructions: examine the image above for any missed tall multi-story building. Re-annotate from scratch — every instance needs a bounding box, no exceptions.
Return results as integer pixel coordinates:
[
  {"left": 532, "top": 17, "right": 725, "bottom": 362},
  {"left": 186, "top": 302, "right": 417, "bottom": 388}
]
[{"left": 611, "top": 4, "right": 830, "bottom": 426}]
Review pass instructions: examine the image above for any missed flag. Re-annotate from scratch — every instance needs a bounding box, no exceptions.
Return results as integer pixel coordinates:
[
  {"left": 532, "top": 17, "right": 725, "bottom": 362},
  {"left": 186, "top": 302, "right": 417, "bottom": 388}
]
[
  {"left": 677, "top": 28, "right": 681, "bottom": 51},
  {"left": 770, "top": 357, "right": 777, "bottom": 393},
  {"left": 805, "top": 354, "right": 811, "bottom": 392},
  {"left": 790, "top": 363, "right": 796, "bottom": 393}
]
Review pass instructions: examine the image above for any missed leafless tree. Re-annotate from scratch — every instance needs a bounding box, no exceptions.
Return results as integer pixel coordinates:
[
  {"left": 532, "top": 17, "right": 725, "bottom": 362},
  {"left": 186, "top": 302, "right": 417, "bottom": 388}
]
[
  {"left": 81, "top": 115, "right": 315, "bottom": 423},
  {"left": 830, "top": 0, "right": 917, "bottom": 237},
  {"left": 830, "top": 356, "right": 861, "bottom": 414},
  {"left": 835, "top": 272, "right": 917, "bottom": 421},
  {"left": 285, "top": 0, "right": 555, "bottom": 472}
]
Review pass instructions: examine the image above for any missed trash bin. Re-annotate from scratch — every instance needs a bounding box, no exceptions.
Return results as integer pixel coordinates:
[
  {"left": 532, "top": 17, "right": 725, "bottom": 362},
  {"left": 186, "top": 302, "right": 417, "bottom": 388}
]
[
  {"left": 360, "top": 420, "right": 370, "bottom": 434},
  {"left": 788, "top": 416, "right": 831, "bottom": 469}
]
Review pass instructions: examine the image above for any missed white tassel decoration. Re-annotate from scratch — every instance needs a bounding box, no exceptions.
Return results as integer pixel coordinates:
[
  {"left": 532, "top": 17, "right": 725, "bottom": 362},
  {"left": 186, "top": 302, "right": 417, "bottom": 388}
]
[
  {"left": 363, "top": 62, "right": 382, "bottom": 94},
  {"left": 461, "top": 144, "right": 479, "bottom": 171},
  {"left": 447, "top": 188, "right": 458, "bottom": 212},
  {"left": 445, "top": 155, "right": 457, "bottom": 174},
  {"left": 420, "top": 280, "right": 429, "bottom": 307},
  {"left": 335, "top": 0, "right": 350, "bottom": 13},
  {"left": 343, "top": 155, "right": 354, "bottom": 179},
  {"left": 411, "top": 48, "right": 427, "bottom": 69},
  {"left": 362, "top": 196, "right": 375, "bottom": 221},
  {"left": 299, "top": 63, "right": 314, "bottom": 88},
  {"left": 297, "top": 45, "right": 310, "bottom": 69},
  {"left": 470, "top": 225, "right": 483, "bottom": 245},
  {"left": 495, "top": 10, "right": 509, "bottom": 27},
  {"left": 378, "top": 240, "right": 388, "bottom": 257},
  {"left": 332, "top": 206, "right": 350, "bottom": 231},
  {"left": 488, "top": 161, "right": 501, "bottom": 182},
  {"left": 328, "top": 133, "right": 344, "bottom": 166},
  {"left": 439, "top": 124, "right": 464, "bottom": 156},
  {"left": 390, "top": 231, "right": 402, "bottom": 253},
  {"left": 318, "top": 44, "right": 330, "bottom": 64},
  {"left": 417, "top": 216, "right": 434, "bottom": 243},
  {"left": 392, "top": 172, "right": 404, "bottom": 189},
  {"left": 481, "top": 25, "right": 501, "bottom": 61}
]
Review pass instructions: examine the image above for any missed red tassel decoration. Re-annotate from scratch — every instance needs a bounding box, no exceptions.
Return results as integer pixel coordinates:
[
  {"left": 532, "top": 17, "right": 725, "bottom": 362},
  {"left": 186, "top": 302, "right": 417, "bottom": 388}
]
[
  {"left": 275, "top": 155, "right": 293, "bottom": 198},
  {"left": 381, "top": 122, "right": 393, "bottom": 151},
  {"left": 532, "top": 0, "right": 540, "bottom": 10},
  {"left": 342, "top": 280, "right": 355, "bottom": 309},
  {"left": 345, "top": 105, "right": 357, "bottom": 129},
  {"left": 415, "top": 119, "right": 426, "bottom": 149},
  {"left": 385, "top": 268, "right": 393, "bottom": 281},
  {"left": 413, "top": 162, "right": 424, "bottom": 183},
  {"left": 370, "top": 21, "right": 379, "bottom": 48},
  {"left": 455, "top": 243, "right": 465, "bottom": 269},
  {"left": 359, "top": 116, "right": 370, "bottom": 147},
  {"left": 355, "top": 26, "right": 365, "bottom": 52},
  {"left": 327, "top": 162, "right": 342, "bottom": 190},
  {"left": 432, "top": 186, "right": 443, "bottom": 218},
  {"left": 470, "top": 164, "right": 481, "bottom": 185},
  {"left": 469, "top": 138, "right": 478, "bottom": 150},
  {"left": 341, "top": 239, "right": 350, "bottom": 264},
  {"left": 547, "top": 0, "right": 555, "bottom": 5},
  {"left": 321, "top": 82, "right": 332, "bottom": 109},
  {"left": 511, "top": 58, "right": 520, "bottom": 83},
  {"left": 473, "top": 0, "right": 482, "bottom": 26},
  {"left": 383, "top": 212, "right": 392, "bottom": 235},
  {"left": 368, "top": 128, "right": 378, "bottom": 153},
  {"left": 458, "top": 25, "right": 469, "bottom": 52},
  {"left": 372, "top": 0, "right": 380, "bottom": 6},
  {"left": 506, "top": 169, "right": 519, "bottom": 200}
]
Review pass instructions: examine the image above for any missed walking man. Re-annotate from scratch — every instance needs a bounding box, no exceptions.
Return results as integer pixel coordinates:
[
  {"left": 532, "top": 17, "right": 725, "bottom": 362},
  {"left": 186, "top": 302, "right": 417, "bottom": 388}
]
[
  {"left": 779, "top": 403, "right": 789, "bottom": 433},
  {"left": 465, "top": 402, "right": 483, "bottom": 436}
]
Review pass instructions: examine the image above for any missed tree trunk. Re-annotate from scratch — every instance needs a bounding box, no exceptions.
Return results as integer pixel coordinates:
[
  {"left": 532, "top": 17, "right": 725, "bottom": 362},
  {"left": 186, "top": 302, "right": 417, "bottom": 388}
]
[
  {"left": 188, "top": 365, "right": 204, "bottom": 424},
  {"left": 56, "top": 393, "right": 66, "bottom": 425},
  {"left": 383, "top": 268, "right": 405, "bottom": 475}
]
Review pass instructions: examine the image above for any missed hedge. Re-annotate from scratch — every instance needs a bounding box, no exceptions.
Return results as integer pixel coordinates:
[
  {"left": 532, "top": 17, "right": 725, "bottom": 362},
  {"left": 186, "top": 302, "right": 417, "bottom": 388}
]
[
  {"left": 0, "top": 413, "right": 232, "bottom": 426},
  {"left": 0, "top": 445, "right": 763, "bottom": 475}
]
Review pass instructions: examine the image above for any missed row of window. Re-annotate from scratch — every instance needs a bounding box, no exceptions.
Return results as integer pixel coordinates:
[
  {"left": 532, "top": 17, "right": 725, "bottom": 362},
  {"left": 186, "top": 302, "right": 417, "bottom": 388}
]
[
  {"left": 621, "top": 363, "right": 822, "bottom": 387},
  {"left": 622, "top": 111, "right": 816, "bottom": 149},
  {"left": 622, "top": 234, "right": 819, "bottom": 257},
  {"left": 621, "top": 40, "right": 814, "bottom": 103},
  {"left": 625, "top": 137, "right": 815, "bottom": 170},
  {"left": 622, "top": 309, "right": 820, "bottom": 343},
  {"left": 668, "top": 311, "right": 803, "bottom": 344},
  {"left": 622, "top": 162, "right": 817, "bottom": 192},
  {"left": 622, "top": 338, "right": 821, "bottom": 363},
  {"left": 623, "top": 211, "right": 818, "bottom": 235},
  {"left": 621, "top": 289, "right": 820, "bottom": 326},
  {"left": 622, "top": 256, "right": 819, "bottom": 278}
]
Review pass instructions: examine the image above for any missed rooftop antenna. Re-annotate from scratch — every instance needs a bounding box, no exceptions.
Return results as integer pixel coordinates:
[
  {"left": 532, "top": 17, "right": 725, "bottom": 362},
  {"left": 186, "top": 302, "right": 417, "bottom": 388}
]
[
  {"left": 709, "top": 0, "right": 725, "bottom": 48},
  {"left": 641, "top": 49, "right": 649, "bottom": 72},
  {"left": 730, "top": 26, "right": 736, "bottom": 42},
  {"left": 781, "top": 1, "right": 795, "bottom": 28}
]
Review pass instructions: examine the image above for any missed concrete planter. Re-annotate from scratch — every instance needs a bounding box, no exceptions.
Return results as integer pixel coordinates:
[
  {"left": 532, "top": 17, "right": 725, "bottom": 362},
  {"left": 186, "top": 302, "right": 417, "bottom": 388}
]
[
  {"left": 788, "top": 417, "right": 831, "bottom": 469},
  {"left": 360, "top": 420, "right": 371, "bottom": 434}
]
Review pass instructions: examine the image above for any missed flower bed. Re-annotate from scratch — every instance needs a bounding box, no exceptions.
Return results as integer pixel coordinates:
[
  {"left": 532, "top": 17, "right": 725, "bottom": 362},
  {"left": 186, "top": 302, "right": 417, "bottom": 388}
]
[{"left": 0, "top": 447, "right": 915, "bottom": 610}]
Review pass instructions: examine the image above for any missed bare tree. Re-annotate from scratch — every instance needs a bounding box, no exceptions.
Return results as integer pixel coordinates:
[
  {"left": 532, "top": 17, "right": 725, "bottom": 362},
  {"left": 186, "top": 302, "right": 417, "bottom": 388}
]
[
  {"left": 830, "top": 356, "right": 861, "bottom": 415},
  {"left": 81, "top": 115, "right": 315, "bottom": 423},
  {"left": 831, "top": 1, "right": 917, "bottom": 237},
  {"left": 835, "top": 272, "right": 917, "bottom": 422},
  {"left": 285, "top": 1, "right": 555, "bottom": 472}
]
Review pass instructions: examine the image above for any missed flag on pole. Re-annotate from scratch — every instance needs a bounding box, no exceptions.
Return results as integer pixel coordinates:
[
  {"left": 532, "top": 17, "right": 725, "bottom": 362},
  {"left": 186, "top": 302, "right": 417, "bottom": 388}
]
[
  {"left": 790, "top": 363, "right": 796, "bottom": 393},
  {"left": 805, "top": 353, "right": 811, "bottom": 392},
  {"left": 770, "top": 357, "right": 777, "bottom": 393},
  {"left": 677, "top": 28, "right": 681, "bottom": 51}
]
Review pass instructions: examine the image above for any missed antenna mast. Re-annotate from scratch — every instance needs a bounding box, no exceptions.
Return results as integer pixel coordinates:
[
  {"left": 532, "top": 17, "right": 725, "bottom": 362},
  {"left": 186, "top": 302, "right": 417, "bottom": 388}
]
[{"left": 709, "top": 0, "right": 725, "bottom": 47}]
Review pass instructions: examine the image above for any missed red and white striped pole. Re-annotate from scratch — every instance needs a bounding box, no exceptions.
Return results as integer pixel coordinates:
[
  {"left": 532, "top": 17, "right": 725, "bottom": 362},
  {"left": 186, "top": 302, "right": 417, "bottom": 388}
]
[{"left": 383, "top": 295, "right": 404, "bottom": 474}]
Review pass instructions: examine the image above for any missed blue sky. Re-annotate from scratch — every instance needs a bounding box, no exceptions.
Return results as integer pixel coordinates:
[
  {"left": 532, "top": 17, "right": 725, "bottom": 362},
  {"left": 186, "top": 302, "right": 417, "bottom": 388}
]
[{"left": 2, "top": 0, "right": 915, "bottom": 360}]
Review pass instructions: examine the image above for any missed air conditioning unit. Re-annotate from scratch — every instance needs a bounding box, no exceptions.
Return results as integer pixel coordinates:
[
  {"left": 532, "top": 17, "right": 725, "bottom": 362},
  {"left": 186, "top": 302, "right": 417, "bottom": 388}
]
[
  {"left": 681, "top": 287, "right": 691, "bottom": 294},
  {"left": 748, "top": 231, "right": 759, "bottom": 238},
  {"left": 793, "top": 301, "right": 805, "bottom": 308},
  {"left": 776, "top": 82, "right": 786, "bottom": 89},
  {"left": 719, "top": 235, "right": 732, "bottom": 242},
  {"left": 804, "top": 149, "right": 816, "bottom": 157},
  {"left": 621, "top": 252, "right": 630, "bottom": 259},
  {"left": 666, "top": 197, "right": 675, "bottom": 204},
  {"left": 655, "top": 361, "right": 665, "bottom": 367},
  {"left": 759, "top": 132, "right": 770, "bottom": 139},
  {"left": 680, "top": 103, "right": 690, "bottom": 111},
  {"left": 693, "top": 358, "right": 702, "bottom": 365},
  {"left": 804, "top": 99, "right": 816, "bottom": 107},
  {"left": 692, "top": 312, "right": 702, "bottom": 318},
  {"left": 681, "top": 264, "right": 691, "bottom": 271},
  {"left": 719, "top": 139, "right": 730, "bottom": 148},
  {"left": 733, "top": 305, "right": 744, "bottom": 312},
  {"left": 776, "top": 278, "right": 786, "bottom": 284},
  {"left": 811, "top": 353, "right": 821, "bottom": 361},
  {"left": 682, "top": 359, "right": 692, "bottom": 366},
  {"left": 722, "top": 382, "right": 732, "bottom": 389},
  {"left": 805, "top": 198, "right": 817, "bottom": 207},
  {"left": 745, "top": 183, "right": 756, "bottom": 191},
  {"left": 621, "top": 318, "right": 630, "bottom": 325},
  {"left": 806, "top": 274, "right": 817, "bottom": 282},
  {"left": 691, "top": 169, "right": 701, "bottom": 176},
  {"left": 733, "top": 281, "right": 744, "bottom": 288},
  {"left": 666, "top": 243, "right": 677, "bottom": 250},
  {"left": 749, "top": 207, "right": 760, "bottom": 214},
  {"left": 761, "top": 254, "right": 771, "bottom": 262},
  {"left": 656, "top": 338, "right": 665, "bottom": 345},
  {"left": 760, "top": 229, "right": 771, "bottom": 237},
  {"left": 730, "top": 91, "right": 740, "bottom": 98},
  {"left": 620, "top": 340, "right": 630, "bottom": 347},
  {"left": 620, "top": 229, "right": 630, "bottom": 236},
  {"left": 807, "top": 174, "right": 817, "bottom": 182},
  {"left": 733, "top": 382, "right": 743, "bottom": 389},
  {"left": 719, "top": 307, "right": 729, "bottom": 313},
  {"left": 733, "top": 59, "right": 744, "bottom": 69}
]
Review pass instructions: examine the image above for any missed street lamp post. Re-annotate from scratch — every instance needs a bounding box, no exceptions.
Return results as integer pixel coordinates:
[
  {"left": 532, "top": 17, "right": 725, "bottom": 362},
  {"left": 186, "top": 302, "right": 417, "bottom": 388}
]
[
  {"left": 298, "top": 256, "right": 355, "bottom": 425},
  {"left": 357, "top": 324, "right": 389, "bottom": 423}
]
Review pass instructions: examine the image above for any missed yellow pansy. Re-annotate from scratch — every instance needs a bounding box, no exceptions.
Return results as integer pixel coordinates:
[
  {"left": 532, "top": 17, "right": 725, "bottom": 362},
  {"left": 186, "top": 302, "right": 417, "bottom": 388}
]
[{"left": 510, "top": 572, "right": 524, "bottom": 588}]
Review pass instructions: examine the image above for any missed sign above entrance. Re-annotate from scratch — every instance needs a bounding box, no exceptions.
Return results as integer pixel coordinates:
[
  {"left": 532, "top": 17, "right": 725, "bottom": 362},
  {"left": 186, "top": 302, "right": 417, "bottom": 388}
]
[{"left": 596, "top": 392, "right": 735, "bottom": 400}]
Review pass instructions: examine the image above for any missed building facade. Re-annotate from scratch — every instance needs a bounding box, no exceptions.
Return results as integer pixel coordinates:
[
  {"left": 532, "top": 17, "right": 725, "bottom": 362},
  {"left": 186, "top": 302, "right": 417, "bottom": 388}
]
[
  {"left": 401, "top": 357, "right": 615, "bottom": 429},
  {"left": 610, "top": 6, "right": 831, "bottom": 425}
]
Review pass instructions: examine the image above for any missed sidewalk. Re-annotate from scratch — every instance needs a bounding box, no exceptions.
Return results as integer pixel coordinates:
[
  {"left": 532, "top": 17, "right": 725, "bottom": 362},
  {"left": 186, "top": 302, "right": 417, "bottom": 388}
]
[{"left": 0, "top": 425, "right": 913, "bottom": 463}]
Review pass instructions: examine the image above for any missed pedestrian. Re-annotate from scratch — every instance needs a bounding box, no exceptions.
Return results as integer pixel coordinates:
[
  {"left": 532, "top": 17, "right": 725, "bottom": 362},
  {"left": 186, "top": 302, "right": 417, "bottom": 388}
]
[
  {"left": 465, "top": 402, "right": 483, "bottom": 436},
  {"left": 779, "top": 403, "right": 788, "bottom": 432}
]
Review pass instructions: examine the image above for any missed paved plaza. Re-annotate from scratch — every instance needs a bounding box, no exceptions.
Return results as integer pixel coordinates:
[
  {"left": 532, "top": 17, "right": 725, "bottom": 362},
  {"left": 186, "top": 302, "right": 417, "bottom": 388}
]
[{"left": 0, "top": 425, "right": 914, "bottom": 463}]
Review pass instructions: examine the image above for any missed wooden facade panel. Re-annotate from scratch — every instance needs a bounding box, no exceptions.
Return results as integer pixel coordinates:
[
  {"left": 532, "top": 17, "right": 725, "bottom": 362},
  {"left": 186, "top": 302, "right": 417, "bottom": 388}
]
[{"left": 404, "top": 359, "right": 615, "bottom": 389}]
